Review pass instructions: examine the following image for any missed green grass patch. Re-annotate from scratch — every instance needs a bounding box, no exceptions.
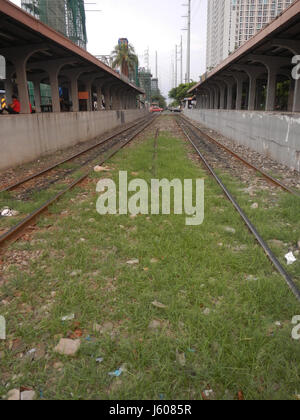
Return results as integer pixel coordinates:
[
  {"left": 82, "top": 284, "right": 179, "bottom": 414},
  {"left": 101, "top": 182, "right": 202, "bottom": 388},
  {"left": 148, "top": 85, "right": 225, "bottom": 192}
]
[{"left": 0, "top": 118, "right": 299, "bottom": 400}]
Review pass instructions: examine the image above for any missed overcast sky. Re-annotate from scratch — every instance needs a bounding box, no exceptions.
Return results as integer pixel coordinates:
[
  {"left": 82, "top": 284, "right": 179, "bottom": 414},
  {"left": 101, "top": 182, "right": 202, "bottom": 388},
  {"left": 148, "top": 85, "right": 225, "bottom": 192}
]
[{"left": 11, "top": 0, "right": 207, "bottom": 98}]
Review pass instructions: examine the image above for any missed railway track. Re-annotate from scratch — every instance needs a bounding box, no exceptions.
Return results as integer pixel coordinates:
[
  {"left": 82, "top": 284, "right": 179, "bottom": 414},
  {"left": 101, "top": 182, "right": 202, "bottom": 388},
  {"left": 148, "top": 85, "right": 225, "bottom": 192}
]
[
  {"left": 0, "top": 115, "right": 153, "bottom": 198},
  {"left": 179, "top": 115, "right": 300, "bottom": 197},
  {"left": 0, "top": 115, "right": 156, "bottom": 251},
  {"left": 176, "top": 116, "right": 300, "bottom": 303}
]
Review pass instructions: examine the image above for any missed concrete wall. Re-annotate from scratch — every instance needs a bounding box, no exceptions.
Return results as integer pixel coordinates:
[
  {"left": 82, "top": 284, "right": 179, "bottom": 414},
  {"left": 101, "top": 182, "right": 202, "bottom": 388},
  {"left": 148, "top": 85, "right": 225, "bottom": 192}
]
[
  {"left": 184, "top": 109, "right": 300, "bottom": 172},
  {"left": 0, "top": 110, "right": 147, "bottom": 171}
]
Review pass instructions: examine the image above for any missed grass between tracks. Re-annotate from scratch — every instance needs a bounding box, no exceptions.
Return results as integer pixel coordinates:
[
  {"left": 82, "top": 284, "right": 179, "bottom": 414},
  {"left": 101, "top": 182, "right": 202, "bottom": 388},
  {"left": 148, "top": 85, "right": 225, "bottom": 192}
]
[{"left": 0, "top": 116, "right": 300, "bottom": 400}]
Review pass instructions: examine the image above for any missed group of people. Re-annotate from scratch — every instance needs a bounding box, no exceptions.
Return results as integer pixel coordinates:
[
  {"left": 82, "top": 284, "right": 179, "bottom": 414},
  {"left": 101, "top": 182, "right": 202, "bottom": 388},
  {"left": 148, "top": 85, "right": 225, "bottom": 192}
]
[{"left": 0, "top": 94, "right": 34, "bottom": 114}]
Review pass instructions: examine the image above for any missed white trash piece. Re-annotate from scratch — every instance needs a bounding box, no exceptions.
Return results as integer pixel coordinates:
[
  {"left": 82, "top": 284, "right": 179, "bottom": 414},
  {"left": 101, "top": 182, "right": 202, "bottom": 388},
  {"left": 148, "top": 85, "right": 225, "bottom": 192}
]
[
  {"left": 1, "top": 208, "right": 19, "bottom": 217},
  {"left": 285, "top": 252, "right": 297, "bottom": 266},
  {"left": 61, "top": 314, "right": 75, "bottom": 322}
]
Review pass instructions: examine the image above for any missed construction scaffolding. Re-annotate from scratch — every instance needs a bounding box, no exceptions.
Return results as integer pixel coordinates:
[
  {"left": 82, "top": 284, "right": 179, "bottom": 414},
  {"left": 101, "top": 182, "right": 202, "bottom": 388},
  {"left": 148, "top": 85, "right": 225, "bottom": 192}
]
[
  {"left": 138, "top": 68, "right": 152, "bottom": 104},
  {"left": 21, "top": 0, "right": 87, "bottom": 49}
]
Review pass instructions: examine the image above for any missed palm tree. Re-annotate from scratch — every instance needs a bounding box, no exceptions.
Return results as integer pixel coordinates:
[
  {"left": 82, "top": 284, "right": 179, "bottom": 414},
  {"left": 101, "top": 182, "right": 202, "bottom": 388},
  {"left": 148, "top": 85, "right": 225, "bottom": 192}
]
[{"left": 111, "top": 43, "right": 138, "bottom": 79}]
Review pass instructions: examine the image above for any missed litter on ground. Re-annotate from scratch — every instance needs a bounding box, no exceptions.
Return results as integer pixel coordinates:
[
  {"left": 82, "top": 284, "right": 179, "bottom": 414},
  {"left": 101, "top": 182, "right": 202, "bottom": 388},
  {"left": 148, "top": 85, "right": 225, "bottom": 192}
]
[{"left": 285, "top": 252, "right": 297, "bottom": 265}]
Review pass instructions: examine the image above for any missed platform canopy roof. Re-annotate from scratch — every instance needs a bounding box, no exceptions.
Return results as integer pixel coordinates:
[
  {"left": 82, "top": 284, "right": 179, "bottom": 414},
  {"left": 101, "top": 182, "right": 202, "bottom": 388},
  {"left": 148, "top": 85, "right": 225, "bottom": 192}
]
[{"left": 0, "top": 0, "right": 144, "bottom": 94}]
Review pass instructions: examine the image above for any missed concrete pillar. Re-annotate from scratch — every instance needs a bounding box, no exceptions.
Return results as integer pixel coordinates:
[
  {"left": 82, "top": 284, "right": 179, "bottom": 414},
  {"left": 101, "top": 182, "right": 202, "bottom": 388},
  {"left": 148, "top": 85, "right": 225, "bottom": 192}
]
[
  {"left": 119, "top": 91, "right": 126, "bottom": 109},
  {"left": 62, "top": 68, "right": 98, "bottom": 113},
  {"left": 208, "top": 89, "right": 214, "bottom": 109},
  {"left": 130, "top": 93, "right": 137, "bottom": 109},
  {"left": 111, "top": 87, "right": 120, "bottom": 110},
  {"left": 213, "top": 87, "right": 219, "bottom": 109},
  {"left": 70, "top": 77, "right": 79, "bottom": 112},
  {"left": 293, "top": 79, "right": 300, "bottom": 112},
  {"left": 288, "top": 79, "right": 295, "bottom": 112},
  {"left": 33, "top": 80, "right": 41, "bottom": 113},
  {"left": 226, "top": 85, "right": 233, "bottom": 110},
  {"left": 248, "top": 75, "right": 257, "bottom": 111},
  {"left": 103, "top": 86, "right": 111, "bottom": 110},
  {"left": 204, "top": 95, "right": 208, "bottom": 109},
  {"left": 266, "top": 68, "right": 277, "bottom": 112},
  {"left": 231, "top": 73, "right": 247, "bottom": 110},
  {"left": 219, "top": 86, "right": 226, "bottom": 109},
  {"left": 15, "top": 58, "right": 30, "bottom": 114},
  {"left": 48, "top": 66, "right": 60, "bottom": 113},
  {"left": 96, "top": 83, "right": 103, "bottom": 110},
  {"left": 4, "top": 67, "right": 14, "bottom": 103},
  {"left": 200, "top": 95, "right": 204, "bottom": 109},
  {"left": 4, "top": 78, "right": 13, "bottom": 103},
  {"left": 235, "top": 78, "right": 243, "bottom": 110},
  {"left": 85, "top": 80, "right": 93, "bottom": 111}
]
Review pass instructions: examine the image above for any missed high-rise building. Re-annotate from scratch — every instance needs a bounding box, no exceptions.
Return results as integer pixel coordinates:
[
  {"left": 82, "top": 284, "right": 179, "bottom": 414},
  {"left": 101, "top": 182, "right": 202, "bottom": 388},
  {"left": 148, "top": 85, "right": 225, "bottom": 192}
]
[
  {"left": 206, "top": 1, "right": 233, "bottom": 71},
  {"left": 21, "top": 0, "right": 87, "bottom": 49},
  {"left": 151, "top": 78, "right": 159, "bottom": 96},
  {"left": 206, "top": 0, "right": 295, "bottom": 70},
  {"left": 138, "top": 68, "right": 152, "bottom": 104}
]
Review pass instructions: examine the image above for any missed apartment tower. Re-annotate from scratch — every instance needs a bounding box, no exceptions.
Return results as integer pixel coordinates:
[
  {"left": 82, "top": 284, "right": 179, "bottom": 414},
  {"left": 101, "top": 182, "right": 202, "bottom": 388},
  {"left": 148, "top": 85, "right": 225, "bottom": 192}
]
[{"left": 206, "top": 0, "right": 295, "bottom": 70}]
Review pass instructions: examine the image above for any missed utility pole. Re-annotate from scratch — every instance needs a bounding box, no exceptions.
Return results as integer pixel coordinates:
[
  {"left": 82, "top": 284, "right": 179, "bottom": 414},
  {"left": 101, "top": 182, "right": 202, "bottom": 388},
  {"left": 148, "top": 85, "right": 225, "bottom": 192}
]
[
  {"left": 171, "top": 57, "right": 175, "bottom": 89},
  {"left": 186, "top": 0, "right": 191, "bottom": 83},
  {"left": 180, "top": 35, "right": 183, "bottom": 85},
  {"left": 182, "top": 0, "right": 191, "bottom": 83},
  {"left": 155, "top": 51, "right": 158, "bottom": 79},
  {"left": 175, "top": 45, "right": 178, "bottom": 88}
]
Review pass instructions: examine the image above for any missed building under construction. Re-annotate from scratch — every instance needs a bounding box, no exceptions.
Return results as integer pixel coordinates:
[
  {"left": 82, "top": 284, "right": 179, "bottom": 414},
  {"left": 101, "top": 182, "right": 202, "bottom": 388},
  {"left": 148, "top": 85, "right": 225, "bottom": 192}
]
[
  {"left": 21, "top": 0, "right": 87, "bottom": 49},
  {"left": 138, "top": 68, "right": 152, "bottom": 105}
]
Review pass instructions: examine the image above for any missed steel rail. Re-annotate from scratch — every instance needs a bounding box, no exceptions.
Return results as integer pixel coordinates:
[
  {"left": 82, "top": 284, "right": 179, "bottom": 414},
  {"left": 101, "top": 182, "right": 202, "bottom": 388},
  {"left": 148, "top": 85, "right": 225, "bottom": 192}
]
[
  {"left": 177, "top": 118, "right": 300, "bottom": 303},
  {"left": 180, "top": 115, "right": 300, "bottom": 198},
  {"left": 0, "top": 115, "right": 152, "bottom": 193},
  {"left": 0, "top": 116, "right": 156, "bottom": 251}
]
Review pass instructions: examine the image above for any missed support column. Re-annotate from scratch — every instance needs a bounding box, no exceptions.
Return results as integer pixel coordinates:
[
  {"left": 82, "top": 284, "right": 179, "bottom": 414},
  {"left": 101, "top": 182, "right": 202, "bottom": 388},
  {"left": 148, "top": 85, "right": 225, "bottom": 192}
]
[
  {"left": 129, "top": 93, "right": 137, "bottom": 109},
  {"left": 111, "top": 87, "right": 120, "bottom": 110},
  {"left": 213, "top": 87, "right": 219, "bottom": 109},
  {"left": 196, "top": 92, "right": 201, "bottom": 109},
  {"left": 103, "top": 86, "right": 111, "bottom": 110},
  {"left": 200, "top": 95, "right": 204, "bottom": 109},
  {"left": 119, "top": 90, "right": 126, "bottom": 109},
  {"left": 15, "top": 58, "right": 30, "bottom": 114},
  {"left": 219, "top": 86, "right": 225, "bottom": 109},
  {"left": 48, "top": 66, "right": 60, "bottom": 113},
  {"left": 85, "top": 80, "right": 93, "bottom": 111},
  {"left": 231, "top": 72, "right": 247, "bottom": 110},
  {"left": 208, "top": 89, "right": 214, "bottom": 109},
  {"left": 204, "top": 95, "right": 208, "bottom": 109},
  {"left": 266, "top": 68, "right": 277, "bottom": 112},
  {"left": 215, "top": 82, "right": 226, "bottom": 109},
  {"left": 33, "top": 79, "right": 41, "bottom": 113},
  {"left": 288, "top": 79, "right": 295, "bottom": 112},
  {"left": 293, "top": 79, "right": 300, "bottom": 112},
  {"left": 96, "top": 83, "right": 103, "bottom": 110},
  {"left": 4, "top": 67, "right": 14, "bottom": 103},
  {"left": 248, "top": 75, "right": 257, "bottom": 111},
  {"left": 236, "top": 78, "right": 243, "bottom": 110},
  {"left": 70, "top": 77, "right": 79, "bottom": 112},
  {"left": 226, "top": 84, "right": 233, "bottom": 110}
]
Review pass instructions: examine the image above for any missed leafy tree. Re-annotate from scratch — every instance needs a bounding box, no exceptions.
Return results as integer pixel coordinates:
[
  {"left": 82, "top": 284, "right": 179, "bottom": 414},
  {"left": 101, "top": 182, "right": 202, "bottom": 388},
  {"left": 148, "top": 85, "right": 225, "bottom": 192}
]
[
  {"left": 111, "top": 43, "right": 138, "bottom": 78},
  {"left": 168, "top": 82, "right": 197, "bottom": 105},
  {"left": 151, "top": 90, "right": 167, "bottom": 109}
]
